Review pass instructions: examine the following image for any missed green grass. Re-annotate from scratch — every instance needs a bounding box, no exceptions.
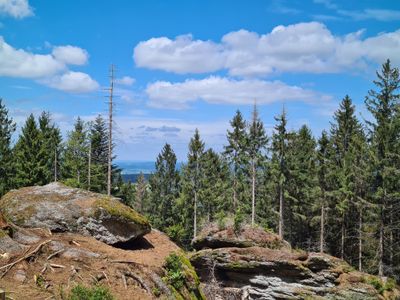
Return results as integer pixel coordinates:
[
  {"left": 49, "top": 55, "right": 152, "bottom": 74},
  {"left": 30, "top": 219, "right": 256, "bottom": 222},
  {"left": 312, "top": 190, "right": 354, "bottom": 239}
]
[{"left": 67, "top": 284, "right": 114, "bottom": 300}]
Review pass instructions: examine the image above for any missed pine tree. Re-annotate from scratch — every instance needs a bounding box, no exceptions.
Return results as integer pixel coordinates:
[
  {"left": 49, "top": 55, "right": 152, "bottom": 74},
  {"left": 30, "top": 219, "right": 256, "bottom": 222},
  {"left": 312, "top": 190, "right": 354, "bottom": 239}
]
[
  {"left": 286, "top": 125, "right": 319, "bottom": 250},
  {"left": 224, "top": 110, "right": 248, "bottom": 211},
  {"left": 0, "top": 99, "right": 16, "bottom": 196},
  {"left": 247, "top": 104, "right": 268, "bottom": 226},
  {"left": 62, "top": 117, "right": 89, "bottom": 188},
  {"left": 148, "top": 143, "right": 180, "bottom": 230},
  {"left": 14, "top": 114, "right": 41, "bottom": 187},
  {"left": 271, "top": 108, "right": 289, "bottom": 239},
  {"left": 329, "top": 95, "right": 365, "bottom": 260},
  {"left": 316, "top": 130, "right": 331, "bottom": 253},
  {"left": 89, "top": 115, "right": 109, "bottom": 193},
  {"left": 38, "top": 112, "right": 62, "bottom": 184},
  {"left": 365, "top": 59, "right": 400, "bottom": 276},
  {"left": 181, "top": 129, "right": 205, "bottom": 239},
  {"left": 135, "top": 172, "right": 147, "bottom": 213}
]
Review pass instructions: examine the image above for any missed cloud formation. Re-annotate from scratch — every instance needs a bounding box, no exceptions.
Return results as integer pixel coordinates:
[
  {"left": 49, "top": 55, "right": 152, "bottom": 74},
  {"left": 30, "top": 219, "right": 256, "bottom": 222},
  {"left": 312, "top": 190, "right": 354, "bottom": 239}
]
[
  {"left": 52, "top": 46, "right": 89, "bottom": 65},
  {"left": 134, "top": 22, "right": 400, "bottom": 77},
  {"left": 0, "top": 37, "right": 98, "bottom": 93},
  {"left": 146, "top": 76, "right": 330, "bottom": 109},
  {"left": 115, "top": 76, "right": 135, "bottom": 86},
  {"left": 39, "top": 71, "right": 99, "bottom": 93},
  {"left": 0, "top": 0, "right": 33, "bottom": 18}
]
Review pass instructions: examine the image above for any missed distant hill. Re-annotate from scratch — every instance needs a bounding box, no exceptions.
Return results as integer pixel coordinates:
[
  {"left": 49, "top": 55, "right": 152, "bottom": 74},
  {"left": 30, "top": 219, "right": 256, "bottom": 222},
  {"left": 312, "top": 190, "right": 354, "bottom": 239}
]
[
  {"left": 121, "top": 173, "right": 151, "bottom": 183},
  {"left": 116, "top": 160, "right": 183, "bottom": 183}
]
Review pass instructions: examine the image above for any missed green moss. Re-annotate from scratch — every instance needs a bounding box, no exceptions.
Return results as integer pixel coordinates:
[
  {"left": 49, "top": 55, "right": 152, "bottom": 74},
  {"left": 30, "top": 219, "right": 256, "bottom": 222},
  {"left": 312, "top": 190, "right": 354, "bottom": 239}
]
[
  {"left": 362, "top": 275, "right": 396, "bottom": 295},
  {"left": 163, "top": 252, "right": 205, "bottom": 300},
  {"left": 93, "top": 197, "right": 149, "bottom": 226},
  {"left": 67, "top": 284, "right": 114, "bottom": 300},
  {"left": 0, "top": 229, "right": 8, "bottom": 238}
]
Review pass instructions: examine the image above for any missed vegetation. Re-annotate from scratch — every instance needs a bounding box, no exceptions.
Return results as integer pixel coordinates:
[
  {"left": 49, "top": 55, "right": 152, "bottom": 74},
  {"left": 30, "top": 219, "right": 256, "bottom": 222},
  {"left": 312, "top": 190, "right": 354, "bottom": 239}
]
[
  {"left": 0, "top": 59, "right": 399, "bottom": 281},
  {"left": 66, "top": 284, "right": 114, "bottom": 300}
]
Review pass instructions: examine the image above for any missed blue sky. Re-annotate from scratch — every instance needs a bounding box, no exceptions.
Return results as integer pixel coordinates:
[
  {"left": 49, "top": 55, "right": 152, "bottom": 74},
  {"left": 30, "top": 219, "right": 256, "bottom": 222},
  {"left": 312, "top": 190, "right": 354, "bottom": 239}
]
[{"left": 1, "top": 0, "right": 399, "bottom": 161}]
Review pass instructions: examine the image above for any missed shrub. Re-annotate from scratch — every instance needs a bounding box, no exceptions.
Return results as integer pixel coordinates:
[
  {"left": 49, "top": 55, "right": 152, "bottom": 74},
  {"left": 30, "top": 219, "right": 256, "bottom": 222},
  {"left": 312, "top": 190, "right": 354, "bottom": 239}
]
[
  {"left": 233, "top": 209, "right": 244, "bottom": 234},
  {"left": 67, "top": 284, "right": 114, "bottom": 300},
  {"left": 216, "top": 211, "right": 226, "bottom": 230},
  {"left": 362, "top": 276, "right": 397, "bottom": 295},
  {"left": 163, "top": 253, "right": 186, "bottom": 290}
]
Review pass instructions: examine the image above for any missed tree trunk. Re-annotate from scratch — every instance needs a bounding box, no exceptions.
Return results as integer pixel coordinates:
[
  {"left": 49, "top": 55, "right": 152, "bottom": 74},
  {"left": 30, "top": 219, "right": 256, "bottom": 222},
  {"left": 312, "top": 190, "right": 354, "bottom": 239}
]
[
  {"left": 279, "top": 184, "right": 284, "bottom": 239},
  {"left": 341, "top": 215, "right": 345, "bottom": 260},
  {"left": 320, "top": 199, "right": 325, "bottom": 253},
  {"left": 378, "top": 216, "right": 384, "bottom": 276},
  {"left": 233, "top": 175, "right": 237, "bottom": 211},
  {"left": 88, "top": 141, "right": 91, "bottom": 191},
  {"left": 359, "top": 209, "right": 362, "bottom": 272},
  {"left": 251, "top": 160, "right": 256, "bottom": 226},
  {"left": 194, "top": 190, "right": 197, "bottom": 239}
]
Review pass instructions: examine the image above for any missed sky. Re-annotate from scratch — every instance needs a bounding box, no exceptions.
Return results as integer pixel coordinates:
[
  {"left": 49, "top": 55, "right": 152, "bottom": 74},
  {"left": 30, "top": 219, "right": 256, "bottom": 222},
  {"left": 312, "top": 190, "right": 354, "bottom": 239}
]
[{"left": 0, "top": 0, "right": 399, "bottom": 161}]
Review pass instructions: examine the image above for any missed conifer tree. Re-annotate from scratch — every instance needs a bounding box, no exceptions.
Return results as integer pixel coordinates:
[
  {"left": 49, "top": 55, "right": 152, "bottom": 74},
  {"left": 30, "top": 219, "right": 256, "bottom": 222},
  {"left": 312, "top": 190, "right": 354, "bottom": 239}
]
[
  {"left": 38, "top": 112, "right": 62, "bottom": 183},
  {"left": 271, "top": 108, "right": 289, "bottom": 239},
  {"left": 148, "top": 143, "right": 180, "bottom": 230},
  {"left": 365, "top": 59, "right": 400, "bottom": 276},
  {"left": 14, "top": 114, "right": 41, "bottom": 187},
  {"left": 224, "top": 110, "right": 248, "bottom": 211},
  {"left": 62, "top": 117, "right": 89, "bottom": 188},
  {"left": 135, "top": 172, "right": 147, "bottom": 213},
  {"left": 181, "top": 129, "right": 205, "bottom": 239},
  {"left": 0, "top": 99, "right": 16, "bottom": 196},
  {"left": 247, "top": 104, "right": 268, "bottom": 226}
]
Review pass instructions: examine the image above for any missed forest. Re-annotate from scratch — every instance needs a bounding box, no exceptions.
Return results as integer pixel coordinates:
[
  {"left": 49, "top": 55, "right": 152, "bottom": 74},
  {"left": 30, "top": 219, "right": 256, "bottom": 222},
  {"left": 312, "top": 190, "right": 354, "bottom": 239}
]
[{"left": 0, "top": 59, "right": 399, "bottom": 281}]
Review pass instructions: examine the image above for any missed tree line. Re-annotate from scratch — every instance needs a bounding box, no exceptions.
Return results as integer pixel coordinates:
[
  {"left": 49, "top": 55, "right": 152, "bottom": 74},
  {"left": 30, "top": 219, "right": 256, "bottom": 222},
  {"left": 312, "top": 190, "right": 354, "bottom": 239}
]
[{"left": 0, "top": 60, "right": 399, "bottom": 279}]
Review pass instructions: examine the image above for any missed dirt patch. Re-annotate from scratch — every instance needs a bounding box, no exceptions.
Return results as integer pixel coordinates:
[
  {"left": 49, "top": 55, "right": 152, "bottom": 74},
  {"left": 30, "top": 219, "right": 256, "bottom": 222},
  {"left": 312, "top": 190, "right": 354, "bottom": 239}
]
[{"left": 0, "top": 229, "right": 180, "bottom": 300}]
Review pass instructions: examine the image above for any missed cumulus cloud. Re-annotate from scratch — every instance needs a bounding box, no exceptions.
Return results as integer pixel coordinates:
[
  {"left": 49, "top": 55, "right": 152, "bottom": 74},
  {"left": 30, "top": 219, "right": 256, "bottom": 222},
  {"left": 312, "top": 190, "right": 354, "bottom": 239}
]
[
  {"left": 40, "top": 71, "right": 99, "bottom": 93},
  {"left": 0, "top": 37, "right": 99, "bottom": 93},
  {"left": 52, "top": 45, "right": 89, "bottom": 65},
  {"left": 0, "top": 0, "right": 33, "bottom": 18},
  {"left": 146, "top": 76, "right": 330, "bottom": 109},
  {"left": 115, "top": 76, "right": 135, "bottom": 86},
  {"left": 133, "top": 22, "right": 400, "bottom": 76},
  {"left": 134, "top": 34, "right": 225, "bottom": 74},
  {"left": 0, "top": 37, "right": 65, "bottom": 78}
]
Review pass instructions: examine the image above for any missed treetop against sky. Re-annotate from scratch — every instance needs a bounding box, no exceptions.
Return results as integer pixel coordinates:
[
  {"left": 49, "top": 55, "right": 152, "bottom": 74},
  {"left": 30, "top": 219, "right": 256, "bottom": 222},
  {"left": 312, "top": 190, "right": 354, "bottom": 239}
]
[{"left": 0, "top": 0, "right": 399, "bottom": 160}]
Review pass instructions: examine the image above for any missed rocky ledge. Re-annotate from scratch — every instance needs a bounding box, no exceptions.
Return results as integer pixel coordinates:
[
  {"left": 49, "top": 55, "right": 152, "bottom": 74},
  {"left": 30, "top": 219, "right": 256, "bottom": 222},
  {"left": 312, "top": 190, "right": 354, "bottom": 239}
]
[
  {"left": 0, "top": 182, "right": 151, "bottom": 244},
  {"left": 190, "top": 226, "right": 400, "bottom": 300}
]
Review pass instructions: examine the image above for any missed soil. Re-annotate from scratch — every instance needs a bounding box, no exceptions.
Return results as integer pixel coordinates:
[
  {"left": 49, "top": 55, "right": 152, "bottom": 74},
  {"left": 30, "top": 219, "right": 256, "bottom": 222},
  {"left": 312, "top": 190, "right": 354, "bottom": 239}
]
[{"left": 0, "top": 229, "right": 180, "bottom": 300}]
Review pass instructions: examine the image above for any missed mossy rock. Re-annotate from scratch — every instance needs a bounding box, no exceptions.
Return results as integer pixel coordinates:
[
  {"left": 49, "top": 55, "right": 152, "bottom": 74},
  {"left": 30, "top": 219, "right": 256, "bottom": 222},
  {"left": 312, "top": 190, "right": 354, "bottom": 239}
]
[{"left": 0, "top": 182, "right": 151, "bottom": 244}]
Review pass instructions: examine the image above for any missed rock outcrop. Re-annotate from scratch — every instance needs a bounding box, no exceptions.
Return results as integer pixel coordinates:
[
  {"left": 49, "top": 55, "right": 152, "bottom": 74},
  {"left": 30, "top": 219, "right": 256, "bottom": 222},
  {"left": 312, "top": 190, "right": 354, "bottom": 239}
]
[
  {"left": 0, "top": 182, "right": 151, "bottom": 244},
  {"left": 191, "top": 226, "right": 400, "bottom": 300},
  {"left": 0, "top": 184, "right": 204, "bottom": 300}
]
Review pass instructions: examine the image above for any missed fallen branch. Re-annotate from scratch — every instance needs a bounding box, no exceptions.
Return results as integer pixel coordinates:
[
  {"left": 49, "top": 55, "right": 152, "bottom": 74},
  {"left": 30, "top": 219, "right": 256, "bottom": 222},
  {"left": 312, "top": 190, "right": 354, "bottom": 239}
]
[
  {"left": 50, "top": 263, "right": 65, "bottom": 269},
  {"left": 121, "top": 274, "right": 127, "bottom": 289},
  {"left": 0, "top": 240, "right": 51, "bottom": 278},
  {"left": 47, "top": 249, "right": 64, "bottom": 260},
  {"left": 124, "top": 271, "right": 152, "bottom": 294}
]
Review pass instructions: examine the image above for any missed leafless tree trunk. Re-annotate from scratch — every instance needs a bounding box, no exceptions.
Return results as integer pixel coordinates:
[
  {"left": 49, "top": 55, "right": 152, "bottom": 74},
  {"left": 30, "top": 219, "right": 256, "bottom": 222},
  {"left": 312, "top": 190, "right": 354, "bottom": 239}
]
[
  {"left": 320, "top": 199, "right": 325, "bottom": 253},
  {"left": 279, "top": 184, "right": 284, "bottom": 239},
  {"left": 251, "top": 160, "right": 256, "bottom": 226},
  {"left": 194, "top": 190, "right": 198, "bottom": 239},
  {"left": 341, "top": 214, "right": 345, "bottom": 260},
  {"left": 378, "top": 216, "right": 384, "bottom": 276},
  {"left": 54, "top": 148, "right": 57, "bottom": 182},
  {"left": 88, "top": 140, "right": 91, "bottom": 191},
  {"left": 107, "top": 64, "right": 115, "bottom": 197},
  {"left": 359, "top": 209, "right": 363, "bottom": 272}
]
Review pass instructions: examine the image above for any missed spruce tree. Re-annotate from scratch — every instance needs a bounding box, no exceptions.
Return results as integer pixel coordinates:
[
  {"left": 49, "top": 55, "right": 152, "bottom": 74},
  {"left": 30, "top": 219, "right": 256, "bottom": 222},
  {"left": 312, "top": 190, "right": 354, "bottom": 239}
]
[
  {"left": 148, "top": 143, "right": 180, "bottom": 230},
  {"left": 0, "top": 99, "right": 16, "bottom": 196},
  {"left": 62, "top": 117, "right": 89, "bottom": 188},
  {"left": 365, "top": 59, "right": 400, "bottom": 276},
  {"left": 135, "top": 172, "right": 147, "bottom": 213},
  {"left": 224, "top": 110, "right": 248, "bottom": 211},
  {"left": 271, "top": 108, "right": 289, "bottom": 239},
  {"left": 181, "top": 129, "right": 205, "bottom": 239},
  {"left": 247, "top": 104, "right": 268, "bottom": 226},
  {"left": 14, "top": 114, "right": 41, "bottom": 187}
]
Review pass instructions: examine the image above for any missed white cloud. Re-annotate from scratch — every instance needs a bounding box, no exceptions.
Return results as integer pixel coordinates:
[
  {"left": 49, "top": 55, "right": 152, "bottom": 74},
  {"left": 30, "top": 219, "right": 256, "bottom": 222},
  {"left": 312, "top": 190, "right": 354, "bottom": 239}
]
[
  {"left": 0, "top": 37, "right": 99, "bottom": 93},
  {"left": 0, "top": 36, "right": 65, "bottom": 78},
  {"left": 52, "top": 45, "right": 89, "bottom": 65},
  {"left": 115, "top": 76, "right": 135, "bottom": 86},
  {"left": 146, "top": 76, "right": 330, "bottom": 109},
  {"left": 0, "top": 0, "right": 33, "bottom": 18},
  {"left": 133, "top": 22, "right": 400, "bottom": 76},
  {"left": 40, "top": 71, "right": 99, "bottom": 93},
  {"left": 338, "top": 9, "right": 400, "bottom": 22},
  {"left": 134, "top": 34, "right": 225, "bottom": 74}
]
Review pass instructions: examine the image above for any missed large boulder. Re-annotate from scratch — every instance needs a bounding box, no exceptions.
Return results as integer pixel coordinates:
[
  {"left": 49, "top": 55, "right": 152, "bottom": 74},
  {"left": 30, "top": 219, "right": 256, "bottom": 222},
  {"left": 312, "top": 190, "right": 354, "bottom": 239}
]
[
  {"left": 0, "top": 182, "right": 151, "bottom": 244},
  {"left": 190, "top": 226, "right": 399, "bottom": 300},
  {"left": 192, "top": 224, "right": 291, "bottom": 251}
]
